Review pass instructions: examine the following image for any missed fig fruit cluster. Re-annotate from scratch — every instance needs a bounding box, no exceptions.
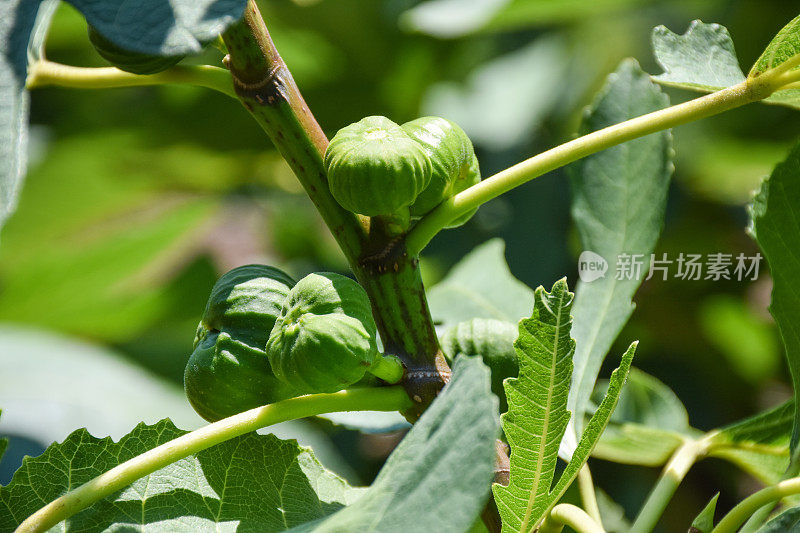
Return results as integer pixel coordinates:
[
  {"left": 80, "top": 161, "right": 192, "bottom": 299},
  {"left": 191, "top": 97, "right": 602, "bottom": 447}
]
[
  {"left": 324, "top": 116, "right": 481, "bottom": 227},
  {"left": 184, "top": 265, "right": 403, "bottom": 421}
]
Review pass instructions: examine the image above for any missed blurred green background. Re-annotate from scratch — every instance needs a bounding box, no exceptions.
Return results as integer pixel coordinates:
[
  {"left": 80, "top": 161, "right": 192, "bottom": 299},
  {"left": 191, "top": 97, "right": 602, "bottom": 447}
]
[{"left": 1, "top": 0, "right": 799, "bottom": 530}]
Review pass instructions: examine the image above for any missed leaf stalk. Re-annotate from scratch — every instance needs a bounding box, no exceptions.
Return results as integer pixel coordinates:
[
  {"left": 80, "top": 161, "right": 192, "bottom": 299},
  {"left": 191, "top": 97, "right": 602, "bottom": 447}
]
[
  {"left": 629, "top": 434, "right": 715, "bottom": 533},
  {"left": 405, "top": 76, "right": 778, "bottom": 254},
  {"left": 538, "top": 503, "right": 606, "bottom": 533},
  {"left": 26, "top": 60, "right": 236, "bottom": 98}
]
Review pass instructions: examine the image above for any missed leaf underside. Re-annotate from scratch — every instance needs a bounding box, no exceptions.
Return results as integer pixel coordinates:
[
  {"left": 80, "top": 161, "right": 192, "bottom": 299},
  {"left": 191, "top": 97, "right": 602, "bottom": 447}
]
[
  {"left": 0, "top": 0, "right": 51, "bottom": 239},
  {"left": 566, "top": 58, "right": 672, "bottom": 446},
  {"left": 651, "top": 19, "right": 800, "bottom": 110},
  {"left": 493, "top": 278, "right": 636, "bottom": 532},
  {"left": 65, "top": 0, "right": 247, "bottom": 55}
]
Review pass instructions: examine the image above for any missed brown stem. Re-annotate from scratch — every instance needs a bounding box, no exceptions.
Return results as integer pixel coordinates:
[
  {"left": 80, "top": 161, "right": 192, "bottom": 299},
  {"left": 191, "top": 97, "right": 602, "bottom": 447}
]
[{"left": 221, "top": 1, "right": 448, "bottom": 414}]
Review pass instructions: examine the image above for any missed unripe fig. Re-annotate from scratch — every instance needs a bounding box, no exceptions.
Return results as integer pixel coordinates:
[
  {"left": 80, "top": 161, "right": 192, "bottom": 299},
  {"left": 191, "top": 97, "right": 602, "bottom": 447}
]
[
  {"left": 324, "top": 116, "right": 432, "bottom": 216},
  {"left": 401, "top": 116, "right": 481, "bottom": 226},
  {"left": 441, "top": 318, "right": 518, "bottom": 411},
  {"left": 88, "top": 26, "right": 184, "bottom": 75},
  {"left": 184, "top": 265, "right": 298, "bottom": 421},
  {"left": 185, "top": 330, "right": 297, "bottom": 422},
  {"left": 267, "top": 272, "right": 402, "bottom": 394}
]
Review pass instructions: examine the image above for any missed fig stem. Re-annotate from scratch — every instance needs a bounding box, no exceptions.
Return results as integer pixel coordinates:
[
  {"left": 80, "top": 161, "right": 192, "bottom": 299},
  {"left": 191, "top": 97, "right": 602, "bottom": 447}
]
[{"left": 369, "top": 354, "right": 405, "bottom": 384}]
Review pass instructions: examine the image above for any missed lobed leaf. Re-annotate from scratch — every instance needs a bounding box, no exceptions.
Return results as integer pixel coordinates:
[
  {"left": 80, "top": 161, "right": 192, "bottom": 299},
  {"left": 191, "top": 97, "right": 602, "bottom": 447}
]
[
  {"left": 566, "top": 59, "right": 672, "bottom": 447},
  {"left": 289, "top": 356, "right": 500, "bottom": 532},
  {"left": 0, "top": 420, "right": 359, "bottom": 531},
  {"left": 750, "top": 142, "right": 800, "bottom": 468},
  {"left": 493, "top": 279, "right": 575, "bottom": 533},
  {"left": 652, "top": 20, "right": 746, "bottom": 92},
  {"left": 650, "top": 20, "right": 800, "bottom": 109},
  {"left": 493, "top": 278, "right": 636, "bottom": 532}
]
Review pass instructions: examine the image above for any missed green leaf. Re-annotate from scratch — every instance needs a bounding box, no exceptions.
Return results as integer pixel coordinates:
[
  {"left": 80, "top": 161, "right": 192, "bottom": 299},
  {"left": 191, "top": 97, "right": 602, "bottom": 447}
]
[
  {"left": 749, "top": 14, "right": 800, "bottom": 79},
  {"left": 0, "top": 0, "right": 55, "bottom": 238},
  {"left": 289, "top": 356, "right": 500, "bottom": 532},
  {"left": 707, "top": 401, "right": 792, "bottom": 485},
  {"left": 492, "top": 277, "right": 636, "bottom": 533},
  {"left": 567, "top": 59, "right": 672, "bottom": 443},
  {"left": 652, "top": 21, "right": 746, "bottom": 92},
  {"left": 493, "top": 279, "right": 575, "bottom": 532},
  {"left": 750, "top": 142, "right": 800, "bottom": 465},
  {"left": 427, "top": 239, "right": 534, "bottom": 330},
  {"left": 0, "top": 420, "right": 359, "bottom": 531},
  {"left": 592, "top": 368, "right": 693, "bottom": 466},
  {"left": 650, "top": 21, "right": 800, "bottom": 110},
  {"left": 756, "top": 505, "right": 800, "bottom": 532},
  {"left": 690, "top": 493, "right": 719, "bottom": 533},
  {"left": 67, "top": 0, "right": 246, "bottom": 56}
]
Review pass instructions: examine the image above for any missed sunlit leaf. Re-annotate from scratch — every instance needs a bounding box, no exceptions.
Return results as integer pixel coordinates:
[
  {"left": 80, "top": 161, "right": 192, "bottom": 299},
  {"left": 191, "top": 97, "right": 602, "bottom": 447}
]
[
  {"left": 708, "top": 401, "right": 792, "bottom": 485},
  {"left": 651, "top": 20, "right": 800, "bottom": 109},
  {"left": 0, "top": 420, "right": 358, "bottom": 531},
  {"left": 493, "top": 278, "right": 635, "bottom": 531},
  {"left": 749, "top": 14, "right": 800, "bottom": 78},
  {"left": 493, "top": 279, "right": 575, "bottom": 532},
  {"left": 652, "top": 20, "right": 745, "bottom": 92}
]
